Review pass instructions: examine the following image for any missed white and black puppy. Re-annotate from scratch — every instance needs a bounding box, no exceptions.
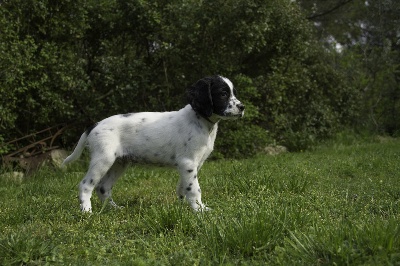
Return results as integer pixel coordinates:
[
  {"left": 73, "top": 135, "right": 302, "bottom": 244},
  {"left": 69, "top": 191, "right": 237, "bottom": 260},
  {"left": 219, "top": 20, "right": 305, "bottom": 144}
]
[{"left": 62, "top": 75, "right": 245, "bottom": 212}]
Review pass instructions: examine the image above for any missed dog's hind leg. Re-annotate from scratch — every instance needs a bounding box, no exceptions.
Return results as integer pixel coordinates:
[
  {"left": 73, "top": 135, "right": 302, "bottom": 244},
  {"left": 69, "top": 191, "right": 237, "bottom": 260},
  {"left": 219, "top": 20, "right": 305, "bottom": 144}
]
[
  {"left": 79, "top": 155, "right": 116, "bottom": 212},
  {"left": 95, "top": 161, "right": 127, "bottom": 208}
]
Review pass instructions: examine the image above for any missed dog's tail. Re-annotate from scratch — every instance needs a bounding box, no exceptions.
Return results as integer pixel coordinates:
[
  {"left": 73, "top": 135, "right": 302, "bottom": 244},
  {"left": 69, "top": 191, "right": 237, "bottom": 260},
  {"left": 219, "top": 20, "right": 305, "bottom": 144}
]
[{"left": 62, "top": 131, "right": 88, "bottom": 166}]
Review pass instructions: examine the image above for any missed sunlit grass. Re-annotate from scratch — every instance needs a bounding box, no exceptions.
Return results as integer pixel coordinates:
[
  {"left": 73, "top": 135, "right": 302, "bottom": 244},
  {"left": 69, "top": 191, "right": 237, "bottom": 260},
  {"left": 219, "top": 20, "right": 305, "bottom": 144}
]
[{"left": 1, "top": 139, "right": 399, "bottom": 265}]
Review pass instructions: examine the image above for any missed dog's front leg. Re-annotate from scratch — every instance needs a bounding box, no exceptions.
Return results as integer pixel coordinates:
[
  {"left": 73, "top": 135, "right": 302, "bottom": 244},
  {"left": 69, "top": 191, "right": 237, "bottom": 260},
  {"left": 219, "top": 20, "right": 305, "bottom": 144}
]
[{"left": 176, "top": 162, "right": 209, "bottom": 211}]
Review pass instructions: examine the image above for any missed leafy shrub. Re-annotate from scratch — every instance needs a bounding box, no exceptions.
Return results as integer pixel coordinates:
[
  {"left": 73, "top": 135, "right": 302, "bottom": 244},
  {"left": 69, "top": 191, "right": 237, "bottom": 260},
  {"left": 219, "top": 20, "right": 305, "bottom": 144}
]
[
  {"left": 0, "top": 0, "right": 358, "bottom": 157},
  {"left": 215, "top": 124, "right": 271, "bottom": 159}
]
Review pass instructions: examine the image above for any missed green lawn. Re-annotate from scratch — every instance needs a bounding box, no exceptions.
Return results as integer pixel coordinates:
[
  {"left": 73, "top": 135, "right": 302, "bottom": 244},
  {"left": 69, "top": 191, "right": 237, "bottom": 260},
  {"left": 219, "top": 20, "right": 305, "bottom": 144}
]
[{"left": 1, "top": 138, "right": 399, "bottom": 265}]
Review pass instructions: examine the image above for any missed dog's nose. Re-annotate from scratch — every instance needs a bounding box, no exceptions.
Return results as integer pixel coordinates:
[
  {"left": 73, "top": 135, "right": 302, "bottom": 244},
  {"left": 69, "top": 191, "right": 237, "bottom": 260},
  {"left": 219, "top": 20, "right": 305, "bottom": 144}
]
[{"left": 238, "top": 103, "right": 245, "bottom": 111}]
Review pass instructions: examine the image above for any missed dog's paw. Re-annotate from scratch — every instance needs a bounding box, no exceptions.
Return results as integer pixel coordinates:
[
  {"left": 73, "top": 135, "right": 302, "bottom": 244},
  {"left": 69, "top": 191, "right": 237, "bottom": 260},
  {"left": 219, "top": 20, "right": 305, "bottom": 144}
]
[
  {"left": 194, "top": 205, "right": 211, "bottom": 212},
  {"left": 201, "top": 206, "right": 212, "bottom": 212},
  {"left": 81, "top": 207, "right": 92, "bottom": 213},
  {"left": 109, "top": 199, "right": 124, "bottom": 209},
  {"left": 80, "top": 202, "right": 92, "bottom": 213}
]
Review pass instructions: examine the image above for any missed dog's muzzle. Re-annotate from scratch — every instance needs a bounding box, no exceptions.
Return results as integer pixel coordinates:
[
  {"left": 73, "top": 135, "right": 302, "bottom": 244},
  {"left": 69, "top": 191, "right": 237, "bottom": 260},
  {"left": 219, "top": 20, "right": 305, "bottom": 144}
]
[{"left": 224, "top": 103, "right": 245, "bottom": 118}]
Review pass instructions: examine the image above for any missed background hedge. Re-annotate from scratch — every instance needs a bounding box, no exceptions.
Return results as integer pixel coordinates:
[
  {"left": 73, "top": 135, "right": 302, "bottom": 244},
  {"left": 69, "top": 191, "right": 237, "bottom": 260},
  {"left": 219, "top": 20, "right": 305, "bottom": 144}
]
[{"left": 1, "top": 0, "right": 398, "bottom": 158}]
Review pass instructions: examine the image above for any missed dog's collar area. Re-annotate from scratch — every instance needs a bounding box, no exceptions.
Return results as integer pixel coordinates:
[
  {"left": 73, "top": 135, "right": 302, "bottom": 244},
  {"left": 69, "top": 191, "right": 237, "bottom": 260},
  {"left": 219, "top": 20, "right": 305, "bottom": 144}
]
[
  {"left": 194, "top": 110, "right": 219, "bottom": 125},
  {"left": 204, "top": 115, "right": 219, "bottom": 124},
  {"left": 201, "top": 115, "right": 219, "bottom": 135}
]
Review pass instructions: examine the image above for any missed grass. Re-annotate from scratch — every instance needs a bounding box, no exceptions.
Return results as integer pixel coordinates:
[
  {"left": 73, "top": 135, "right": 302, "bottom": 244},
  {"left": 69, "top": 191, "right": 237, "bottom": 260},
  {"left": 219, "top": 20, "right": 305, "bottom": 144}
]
[{"left": 1, "top": 137, "right": 400, "bottom": 265}]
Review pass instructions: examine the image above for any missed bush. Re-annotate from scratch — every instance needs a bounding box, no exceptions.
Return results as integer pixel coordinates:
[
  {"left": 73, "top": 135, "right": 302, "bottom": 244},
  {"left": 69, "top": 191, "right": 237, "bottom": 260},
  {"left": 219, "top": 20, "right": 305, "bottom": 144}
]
[{"left": 0, "top": 0, "right": 357, "bottom": 157}]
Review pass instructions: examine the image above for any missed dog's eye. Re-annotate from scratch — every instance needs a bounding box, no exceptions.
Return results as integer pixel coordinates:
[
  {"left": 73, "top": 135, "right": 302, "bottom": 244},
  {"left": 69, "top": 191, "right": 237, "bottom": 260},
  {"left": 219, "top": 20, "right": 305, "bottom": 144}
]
[{"left": 220, "top": 91, "right": 228, "bottom": 97}]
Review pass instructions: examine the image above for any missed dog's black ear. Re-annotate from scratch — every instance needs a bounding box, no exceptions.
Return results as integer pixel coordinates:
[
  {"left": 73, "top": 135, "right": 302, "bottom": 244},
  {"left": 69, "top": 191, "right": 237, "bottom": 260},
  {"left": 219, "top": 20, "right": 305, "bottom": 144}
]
[{"left": 187, "top": 77, "right": 213, "bottom": 117}]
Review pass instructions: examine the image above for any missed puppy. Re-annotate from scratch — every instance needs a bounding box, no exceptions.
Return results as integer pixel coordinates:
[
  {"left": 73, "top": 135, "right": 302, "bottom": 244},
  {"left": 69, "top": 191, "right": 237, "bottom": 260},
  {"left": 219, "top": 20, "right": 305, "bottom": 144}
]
[{"left": 62, "top": 75, "right": 245, "bottom": 212}]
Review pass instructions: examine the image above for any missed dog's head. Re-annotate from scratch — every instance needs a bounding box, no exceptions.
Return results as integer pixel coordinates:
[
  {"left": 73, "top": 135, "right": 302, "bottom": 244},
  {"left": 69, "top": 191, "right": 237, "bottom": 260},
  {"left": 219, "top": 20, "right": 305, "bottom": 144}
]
[{"left": 187, "top": 75, "right": 245, "bottom": 120}]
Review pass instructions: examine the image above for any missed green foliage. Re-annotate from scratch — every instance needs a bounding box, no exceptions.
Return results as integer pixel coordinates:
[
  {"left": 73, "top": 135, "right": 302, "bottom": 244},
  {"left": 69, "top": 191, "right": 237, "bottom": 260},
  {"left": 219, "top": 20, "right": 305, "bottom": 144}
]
[
  {"left": 1, "top": 140, "right": 400, "bottom": 264},
  {"left": 215, "top": 124, "right": 270, "bottom": 159},
  {"left": 347, "top": 44, "right": 400, "bottom": 135},
  {"left": 249, "top": 47, "right": 359, "bottom": 151},
  {"left": 0, "top": 0, "right": 362, "bottom": 156},
  {"left": 0, "top": 0, "right": 90, "bottom": 147},
  {"left": 299, "top": 0, "right": 400, "bottom": 136}
]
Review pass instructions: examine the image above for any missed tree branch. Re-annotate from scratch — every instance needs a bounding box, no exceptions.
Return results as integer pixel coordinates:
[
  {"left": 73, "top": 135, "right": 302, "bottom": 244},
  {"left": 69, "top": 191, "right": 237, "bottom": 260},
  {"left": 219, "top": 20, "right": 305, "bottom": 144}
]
[{"left": 307, "top": 0, "right": 355, "bottom": 20}]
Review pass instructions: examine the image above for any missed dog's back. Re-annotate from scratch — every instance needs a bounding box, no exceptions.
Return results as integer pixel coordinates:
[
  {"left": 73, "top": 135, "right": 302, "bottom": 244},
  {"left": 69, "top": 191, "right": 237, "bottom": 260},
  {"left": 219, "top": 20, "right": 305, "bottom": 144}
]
[{"left": 85, "top": 105, "right": 216, "bottom": 167}]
